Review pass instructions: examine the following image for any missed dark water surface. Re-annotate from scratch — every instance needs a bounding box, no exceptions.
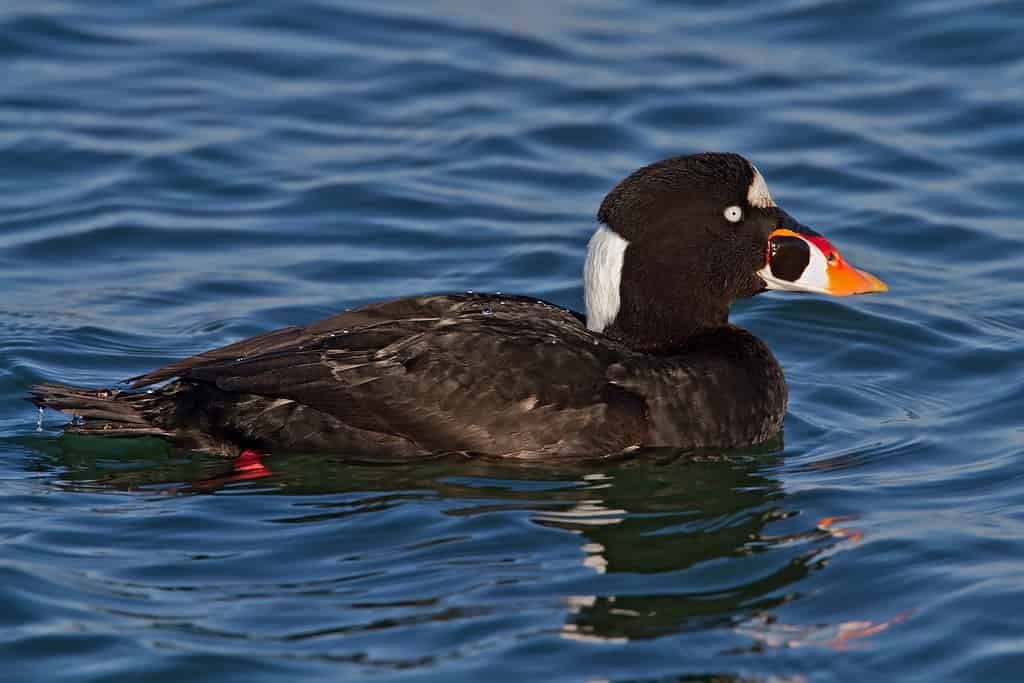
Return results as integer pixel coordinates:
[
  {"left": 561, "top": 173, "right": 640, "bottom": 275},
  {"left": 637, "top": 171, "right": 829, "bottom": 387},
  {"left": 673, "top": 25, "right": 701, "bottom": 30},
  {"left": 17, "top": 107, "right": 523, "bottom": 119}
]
[{"left": 2, "top": 1, "right": 1023, "bottom": 681}]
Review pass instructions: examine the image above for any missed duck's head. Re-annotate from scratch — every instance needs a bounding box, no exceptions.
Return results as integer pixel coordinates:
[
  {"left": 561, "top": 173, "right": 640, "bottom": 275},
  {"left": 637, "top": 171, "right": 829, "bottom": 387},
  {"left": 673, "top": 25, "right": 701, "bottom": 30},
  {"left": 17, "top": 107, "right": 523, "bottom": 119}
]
[{"left": 585, "top": 152, "right": 886, "bottom": 352}]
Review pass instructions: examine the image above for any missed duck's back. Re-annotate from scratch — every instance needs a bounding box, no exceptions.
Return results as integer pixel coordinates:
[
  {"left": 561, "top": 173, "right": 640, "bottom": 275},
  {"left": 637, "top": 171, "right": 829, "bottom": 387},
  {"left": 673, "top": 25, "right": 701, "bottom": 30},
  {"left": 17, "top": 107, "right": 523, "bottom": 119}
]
[{"left": 119, "top": 294, "right": 649, "bottom": 457}]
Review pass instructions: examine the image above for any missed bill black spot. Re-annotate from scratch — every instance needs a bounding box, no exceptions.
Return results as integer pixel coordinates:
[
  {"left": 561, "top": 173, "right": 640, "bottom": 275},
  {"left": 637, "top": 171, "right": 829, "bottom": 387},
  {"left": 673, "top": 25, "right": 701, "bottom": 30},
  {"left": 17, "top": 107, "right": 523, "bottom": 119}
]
[{"left": 769, "top": 235, "right": 810, "bottom": 282}]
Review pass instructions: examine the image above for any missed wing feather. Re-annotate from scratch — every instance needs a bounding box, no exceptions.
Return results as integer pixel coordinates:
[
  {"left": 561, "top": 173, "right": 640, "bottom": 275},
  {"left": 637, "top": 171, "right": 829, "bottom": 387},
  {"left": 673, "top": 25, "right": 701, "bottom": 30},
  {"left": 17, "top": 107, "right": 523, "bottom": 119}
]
[{"left": 133, "top": 294, "right": 646, "bottom": 455}]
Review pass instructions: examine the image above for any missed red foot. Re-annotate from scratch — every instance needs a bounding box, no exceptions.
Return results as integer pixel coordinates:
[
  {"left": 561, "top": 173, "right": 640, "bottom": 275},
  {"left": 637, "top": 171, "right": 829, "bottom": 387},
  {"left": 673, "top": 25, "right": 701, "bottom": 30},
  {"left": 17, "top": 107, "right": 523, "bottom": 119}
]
[
  {"left": 235, "top": 449, "right": 270, "bottom": 474},
  {"left": 177, "top": 449, "right": 272, "bottom": 493}
]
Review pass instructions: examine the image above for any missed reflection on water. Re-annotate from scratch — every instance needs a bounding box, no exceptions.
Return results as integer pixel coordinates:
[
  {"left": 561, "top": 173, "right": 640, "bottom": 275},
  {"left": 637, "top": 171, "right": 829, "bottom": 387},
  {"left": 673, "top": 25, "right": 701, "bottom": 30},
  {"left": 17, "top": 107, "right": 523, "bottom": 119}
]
[{"left": 18, "top": 435, "right": 898, "bottom": 652}]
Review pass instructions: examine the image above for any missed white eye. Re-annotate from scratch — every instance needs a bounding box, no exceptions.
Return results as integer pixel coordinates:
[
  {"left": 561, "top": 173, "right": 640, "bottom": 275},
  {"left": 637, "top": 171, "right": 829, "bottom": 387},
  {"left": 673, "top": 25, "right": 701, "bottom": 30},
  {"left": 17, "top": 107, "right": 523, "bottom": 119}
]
[{"left": 724, "top": 205, "right": 743, "bottom": 223}]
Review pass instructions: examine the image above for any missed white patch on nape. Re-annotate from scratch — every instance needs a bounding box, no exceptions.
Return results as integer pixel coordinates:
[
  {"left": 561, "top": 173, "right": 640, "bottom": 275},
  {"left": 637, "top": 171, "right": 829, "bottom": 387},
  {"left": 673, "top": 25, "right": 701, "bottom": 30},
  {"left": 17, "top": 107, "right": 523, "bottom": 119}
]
[
  {"left": 584, "top": 224, "right": 629, "bottom": 333},
  {"left": 747, "top": 164, "right": 776, "bottom": 208}
]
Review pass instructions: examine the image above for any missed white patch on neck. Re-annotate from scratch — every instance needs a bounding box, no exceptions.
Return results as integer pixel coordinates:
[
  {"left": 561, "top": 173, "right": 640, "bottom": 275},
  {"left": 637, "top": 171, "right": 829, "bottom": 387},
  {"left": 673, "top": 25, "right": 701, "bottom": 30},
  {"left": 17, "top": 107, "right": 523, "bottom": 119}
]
[
  {"left": 584, "top": 224, "right": 629, "bottom": 333},
  {"left": 747, "top": 164, "right": 776, "bottom": 208}
]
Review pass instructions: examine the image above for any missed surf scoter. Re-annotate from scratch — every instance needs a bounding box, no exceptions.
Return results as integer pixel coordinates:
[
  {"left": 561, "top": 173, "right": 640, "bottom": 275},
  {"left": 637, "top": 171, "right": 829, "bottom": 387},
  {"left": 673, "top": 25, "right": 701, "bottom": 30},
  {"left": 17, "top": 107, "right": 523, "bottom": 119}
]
[{"left": 30, "top": 153, "right": 886, "bottom": 458}]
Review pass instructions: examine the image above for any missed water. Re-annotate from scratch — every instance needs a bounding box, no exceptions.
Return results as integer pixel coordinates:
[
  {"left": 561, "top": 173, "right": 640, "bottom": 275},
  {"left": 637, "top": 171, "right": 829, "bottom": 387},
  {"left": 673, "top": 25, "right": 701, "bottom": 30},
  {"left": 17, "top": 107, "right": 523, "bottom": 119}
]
[{"left": 1, "top": 1, "right": 1022, "bottom": 680}]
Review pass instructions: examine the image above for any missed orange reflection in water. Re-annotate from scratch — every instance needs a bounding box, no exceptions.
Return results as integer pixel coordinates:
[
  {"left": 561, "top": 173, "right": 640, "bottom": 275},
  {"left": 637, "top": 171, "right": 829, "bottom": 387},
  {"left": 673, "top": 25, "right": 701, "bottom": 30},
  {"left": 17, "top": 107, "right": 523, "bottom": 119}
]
[{"left": 817, "top": 515, "right": 864, "bottom": 543}]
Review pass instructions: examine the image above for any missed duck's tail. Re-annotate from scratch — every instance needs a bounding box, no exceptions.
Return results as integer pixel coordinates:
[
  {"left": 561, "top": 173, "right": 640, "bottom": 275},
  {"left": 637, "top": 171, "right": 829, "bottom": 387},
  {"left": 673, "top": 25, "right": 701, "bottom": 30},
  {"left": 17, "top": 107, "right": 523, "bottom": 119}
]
[{"left": 28, "top": 383, "right": 173, "bottom": 438}]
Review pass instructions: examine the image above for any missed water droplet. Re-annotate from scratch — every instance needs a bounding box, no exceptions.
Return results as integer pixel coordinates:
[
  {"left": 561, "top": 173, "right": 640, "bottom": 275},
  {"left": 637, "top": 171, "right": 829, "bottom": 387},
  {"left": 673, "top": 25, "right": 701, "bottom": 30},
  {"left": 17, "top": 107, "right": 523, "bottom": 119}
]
[
  {"left": 499, "top": 300, "right": 507, "bottom": 305},
  {"left": 235, "top": 356, "right": 245, "bottom": 362},
  {"left": 342, "top": 329, "right": 349, "bottom": 334},
  {"left": 36, "top": 406, "right": 43, "bottom": 432},
  {"left": 466, "top": 290, "right": 474, "bottom": 294},
  {"left": 495, "top": 291, "right": 503, "bottom": 296},
  {"left": 482, "top": 307, "right": 493, "bottom": 316}
]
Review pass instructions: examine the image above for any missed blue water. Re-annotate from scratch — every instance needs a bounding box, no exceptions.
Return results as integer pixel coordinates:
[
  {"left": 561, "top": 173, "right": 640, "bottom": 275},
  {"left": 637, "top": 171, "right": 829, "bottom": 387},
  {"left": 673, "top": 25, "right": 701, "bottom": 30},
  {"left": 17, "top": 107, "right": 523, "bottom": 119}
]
[{"left": 2, "top": 1, "right": 1022, "bottom": 680}]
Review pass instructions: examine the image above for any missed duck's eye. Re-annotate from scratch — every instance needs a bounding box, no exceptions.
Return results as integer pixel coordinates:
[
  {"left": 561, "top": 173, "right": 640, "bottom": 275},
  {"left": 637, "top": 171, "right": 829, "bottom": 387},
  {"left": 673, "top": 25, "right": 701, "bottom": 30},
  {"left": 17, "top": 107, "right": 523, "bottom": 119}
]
[{"left": 723, "top": 205, "right": 743, "bottom": 223}]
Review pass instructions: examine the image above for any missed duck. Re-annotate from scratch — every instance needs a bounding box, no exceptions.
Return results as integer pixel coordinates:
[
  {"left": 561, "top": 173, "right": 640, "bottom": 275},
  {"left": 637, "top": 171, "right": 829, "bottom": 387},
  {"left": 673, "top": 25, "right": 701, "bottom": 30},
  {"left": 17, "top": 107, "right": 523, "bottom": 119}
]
[{"left": 30, "top": 153, "right": 886, "bottom": 459}]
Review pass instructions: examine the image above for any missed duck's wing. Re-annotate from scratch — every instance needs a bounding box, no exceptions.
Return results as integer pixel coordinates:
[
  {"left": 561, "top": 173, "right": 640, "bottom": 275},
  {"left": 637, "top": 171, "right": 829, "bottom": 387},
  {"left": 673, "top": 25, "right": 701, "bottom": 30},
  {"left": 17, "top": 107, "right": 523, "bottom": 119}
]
[
  {"left": 134, "top": 295, "right": 647, "bottom": 456},
  {"left": 127, "top": 294, "right": 497, "bottom": 389}
]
